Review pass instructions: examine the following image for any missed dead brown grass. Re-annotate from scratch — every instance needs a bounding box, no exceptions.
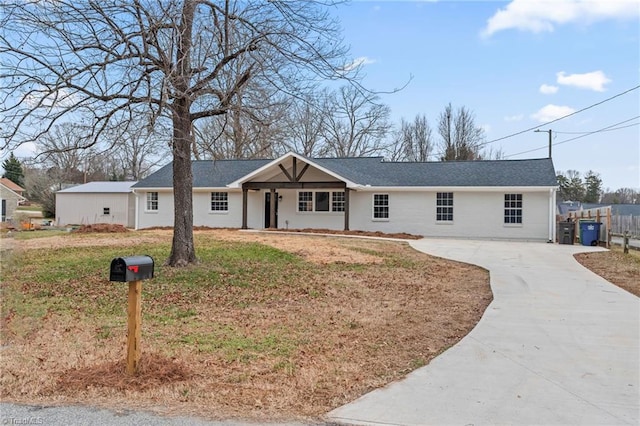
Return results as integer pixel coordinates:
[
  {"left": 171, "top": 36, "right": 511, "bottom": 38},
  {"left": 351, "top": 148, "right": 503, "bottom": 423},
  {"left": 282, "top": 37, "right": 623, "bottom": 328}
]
[
  {"left": 1, "top": 229, "right": 491, "bottom": 422},
  {"left": 73, "top": 223, "right": 129, "bottom": 233},
  {"left": 574, "top": 246, "right": 640, "bottom": 297},
  {"left": 56, "top": 352, "right": 192, "bottom": 392}
]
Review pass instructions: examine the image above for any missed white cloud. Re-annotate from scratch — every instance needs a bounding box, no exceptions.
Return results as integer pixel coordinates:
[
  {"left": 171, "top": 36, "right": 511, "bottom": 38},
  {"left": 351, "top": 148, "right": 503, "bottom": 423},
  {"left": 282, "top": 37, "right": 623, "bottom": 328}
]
[
  {"left": 531, "top": 104, "right": 576, "bottom": 122},
  {"left": 481, "top": 124, "right": 492, "bottom": 133},
  {"left": 504, "top": 114, "right": 524, "bottom": 122},
  {"left": 482, "top": 0, "right": 640, "bottom": 37},
  {"left": 539, "top": 84, "right": 559, "bottom": 94},
  {"left": 25, "top": 87, "right": 79, "bottom": 109},
  {"left": 341, "top": 56, "right": 376, "bottom": 72},
  {"left": 556, "top": 70, "right": 611, "bottom": 92}
]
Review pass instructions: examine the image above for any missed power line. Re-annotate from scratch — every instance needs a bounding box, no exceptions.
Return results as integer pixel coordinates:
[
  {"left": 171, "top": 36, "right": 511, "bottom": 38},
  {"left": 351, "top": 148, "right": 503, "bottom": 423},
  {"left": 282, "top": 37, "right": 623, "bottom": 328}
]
[
  {"left": 504, "top": 116, "right": 640, "bottom": 158},
  {"left": 553, "top": 118, "right": 640, "bottom": 134},
  {"left": 480, "top": 84, "right": 640, "bottom": 148}
]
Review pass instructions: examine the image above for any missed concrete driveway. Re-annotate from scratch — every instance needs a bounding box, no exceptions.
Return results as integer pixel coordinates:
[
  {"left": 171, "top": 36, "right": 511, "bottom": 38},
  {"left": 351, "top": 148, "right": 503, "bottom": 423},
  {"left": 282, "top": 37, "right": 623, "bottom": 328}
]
[{"left": 327, "top": 239, "right": 640, "bottom": 425}]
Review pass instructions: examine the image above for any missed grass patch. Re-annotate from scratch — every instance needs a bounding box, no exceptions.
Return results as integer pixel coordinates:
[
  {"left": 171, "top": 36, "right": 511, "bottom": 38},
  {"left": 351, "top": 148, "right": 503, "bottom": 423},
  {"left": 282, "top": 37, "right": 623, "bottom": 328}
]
[
  {"left": 15, "top": 205, "right": 43, "bottom": 212},
  {"left": 11, "top": 230, "right": 70, "bottom": 240},
  {"left": 1, "top": 229, "right": 492, "bottom": 421}
]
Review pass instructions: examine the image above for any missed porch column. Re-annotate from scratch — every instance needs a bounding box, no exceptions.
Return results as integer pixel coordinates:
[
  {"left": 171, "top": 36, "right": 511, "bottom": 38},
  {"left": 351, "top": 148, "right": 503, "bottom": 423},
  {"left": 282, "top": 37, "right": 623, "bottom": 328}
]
[
  {"left": 344, "top": 188, "right": 350, "bottom": 231},
  {"left": 242, "top": 188, "right": 248, "bottom": 229},
  {"left": 269, "top": 188, "right": 276, "bottom": 229}
]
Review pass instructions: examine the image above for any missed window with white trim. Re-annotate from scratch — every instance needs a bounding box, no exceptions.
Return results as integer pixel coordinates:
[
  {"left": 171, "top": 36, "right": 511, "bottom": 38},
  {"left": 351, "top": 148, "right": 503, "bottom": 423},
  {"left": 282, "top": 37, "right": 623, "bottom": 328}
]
[
  {"left": 504, "top": 193, "right": 522, "bottom": 224},
  {"left": 146, "top": 192, "right": 158, "bottom": 211},
  {"left": 210, "top": 192, "right": 228, "bottom": 212},
  {"left": 332, "top": 191, "right": 345, "bottom": 212},
  {"left": 298, "top": 191, "right": 313, "bottom": 212},
  {"left": 297, "top": 191, "right": 346, "bottom": 212},
  {"left": 436, "top": 192, "right": 453, "bottom": 221},
  {"left": 373, "top": 194, "right": 389, "bottom": 219}
]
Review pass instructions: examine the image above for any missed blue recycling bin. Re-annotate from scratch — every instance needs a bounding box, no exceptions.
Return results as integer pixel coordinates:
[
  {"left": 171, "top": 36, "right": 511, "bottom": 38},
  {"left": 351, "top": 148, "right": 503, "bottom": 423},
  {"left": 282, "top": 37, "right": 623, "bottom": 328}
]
[{"left": 579, "top": 221, "right": 601, "bottom": 246}]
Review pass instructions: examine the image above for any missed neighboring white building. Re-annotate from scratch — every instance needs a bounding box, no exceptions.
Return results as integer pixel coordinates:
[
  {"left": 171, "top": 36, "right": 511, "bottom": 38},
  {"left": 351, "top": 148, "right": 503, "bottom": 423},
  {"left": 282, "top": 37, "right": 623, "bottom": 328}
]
[
  {"left": 131, "top": 152, "right": 559, "bottom": 241},
  {"left": 56, "top": 181, "right": 137, "bottom": 227}
]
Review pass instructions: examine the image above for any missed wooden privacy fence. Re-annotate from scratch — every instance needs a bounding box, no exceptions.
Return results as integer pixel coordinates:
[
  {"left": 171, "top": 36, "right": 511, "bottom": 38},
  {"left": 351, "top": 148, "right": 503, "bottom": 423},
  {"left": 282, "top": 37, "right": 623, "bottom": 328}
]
[
  {"left": 567, "top": 206, "right": 611, "bottom": 247},
  {"left": 610, "top": 214, "right": 640, "bottom": 238}
]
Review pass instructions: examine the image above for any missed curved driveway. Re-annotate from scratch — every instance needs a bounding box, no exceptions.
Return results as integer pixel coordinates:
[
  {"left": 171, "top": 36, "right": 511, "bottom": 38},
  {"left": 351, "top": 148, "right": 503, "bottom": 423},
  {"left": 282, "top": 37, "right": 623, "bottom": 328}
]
[{"left": 328, "top": 239, "right": 640, "bottom": 425}]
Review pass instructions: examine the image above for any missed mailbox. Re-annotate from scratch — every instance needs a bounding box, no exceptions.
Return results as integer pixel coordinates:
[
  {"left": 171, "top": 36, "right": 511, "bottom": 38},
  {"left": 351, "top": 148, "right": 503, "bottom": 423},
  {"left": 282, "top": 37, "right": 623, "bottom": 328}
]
[{"left": 110, "top": 255, "right": 154, "bottom": 282}]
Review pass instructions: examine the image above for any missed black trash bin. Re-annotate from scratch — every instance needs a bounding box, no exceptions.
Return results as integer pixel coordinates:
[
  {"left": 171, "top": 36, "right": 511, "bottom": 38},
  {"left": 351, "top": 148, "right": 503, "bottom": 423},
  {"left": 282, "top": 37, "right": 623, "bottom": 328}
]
[{"left": 558, "top": 221, "right": 575, "bottom": 245}]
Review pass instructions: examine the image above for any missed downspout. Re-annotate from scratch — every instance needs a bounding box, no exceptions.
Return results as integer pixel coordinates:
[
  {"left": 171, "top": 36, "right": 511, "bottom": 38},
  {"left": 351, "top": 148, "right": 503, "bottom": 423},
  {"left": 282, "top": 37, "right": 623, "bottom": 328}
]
[
  {"left": 133, "top": 189, "right": 139, "bottom": 230},
  {"left": 548, "top": 187, "right": 556, "bottom": 243}
]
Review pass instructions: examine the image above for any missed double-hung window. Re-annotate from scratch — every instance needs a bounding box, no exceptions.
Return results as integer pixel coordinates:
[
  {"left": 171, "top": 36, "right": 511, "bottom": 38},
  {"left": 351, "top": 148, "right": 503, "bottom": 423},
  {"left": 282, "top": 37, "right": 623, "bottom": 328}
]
[
  {"left": 504, "top": 193, "right": 523, "bottom": 224},
  {"left": 436, "top": 192, "right": 453, "bottom": 222},
  {"left": 332, "top": 191, "right": 345, "bottom": 212},
  {"left": 373, "top": 194, "right": 389, "bottom": 219},
  {"left": 210, "top": 192, "right": 228, "bottom": 212},
  {"left": 298, "top": 191, "right": 313, "bottom": 212},
  {"left": 146, "top": 192, "right": 158, "bottom": 211}
]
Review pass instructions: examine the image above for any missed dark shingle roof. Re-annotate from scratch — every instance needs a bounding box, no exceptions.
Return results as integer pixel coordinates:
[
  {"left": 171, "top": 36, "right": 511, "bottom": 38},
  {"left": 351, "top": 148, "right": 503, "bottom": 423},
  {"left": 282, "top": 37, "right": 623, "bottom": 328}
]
[
  {"left": 133, "top": 159, "right": 271, "bottom": 188},
  {"left": 133, "top": 156, "right": 557, "bottom": 188}
]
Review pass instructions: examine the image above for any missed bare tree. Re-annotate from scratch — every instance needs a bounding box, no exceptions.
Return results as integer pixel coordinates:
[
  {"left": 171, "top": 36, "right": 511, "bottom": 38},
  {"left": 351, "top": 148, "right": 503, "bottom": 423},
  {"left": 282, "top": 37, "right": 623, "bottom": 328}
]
[
  {"left": 37, "top": 124, "right": 98, "bottom": 184},
  {"left": 107, "top": 122, "right": 169, "bottom": 180},
  {"left": 601, "top": 188, "right": 639, "bottom": 204},
  {"left": 1, "top": 1, "right": 355, "bottom": 266},
  {"left": 438, "top": 103, "right": 485, "bottom": 161},
  {"left": 193, "top": 86, "right": 289, "bottom": 160},
  {"left": 322, "top": 85, "right": 392, "bottom": 157},
  {"left": 390, "top": 114, "right": 434, "bottom": 161},
  {"left": 281, "top": 92, "right": 328, "bottom": 157},
  {"left": 478, "top": 146, "right": 505, "bottom": 160},
  {"left": 21, "top": 164, "right": 57, "bottom": 218}
]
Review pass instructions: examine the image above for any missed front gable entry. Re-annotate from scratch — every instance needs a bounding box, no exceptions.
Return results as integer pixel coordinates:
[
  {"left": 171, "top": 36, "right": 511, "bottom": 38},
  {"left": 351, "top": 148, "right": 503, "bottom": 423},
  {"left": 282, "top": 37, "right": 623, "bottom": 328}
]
[{"left": 228, "top": 153, "right": 352, "bottom": 230}]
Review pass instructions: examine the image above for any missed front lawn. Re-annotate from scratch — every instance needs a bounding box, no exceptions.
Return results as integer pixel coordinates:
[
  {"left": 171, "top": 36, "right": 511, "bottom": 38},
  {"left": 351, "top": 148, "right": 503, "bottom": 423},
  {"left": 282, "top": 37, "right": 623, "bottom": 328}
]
[{"left": 0, "top": 230, "right": 491, "bottom": 421}]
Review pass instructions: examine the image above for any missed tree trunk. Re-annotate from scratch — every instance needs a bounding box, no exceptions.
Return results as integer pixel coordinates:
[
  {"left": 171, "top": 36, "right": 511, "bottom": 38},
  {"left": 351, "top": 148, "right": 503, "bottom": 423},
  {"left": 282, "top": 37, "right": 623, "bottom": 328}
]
[
  {"left": 167, "top": 0, "right": 197, "bottom": 267},
  {"left": 167, "top": 105, "right": 197, "bottom": 267}
]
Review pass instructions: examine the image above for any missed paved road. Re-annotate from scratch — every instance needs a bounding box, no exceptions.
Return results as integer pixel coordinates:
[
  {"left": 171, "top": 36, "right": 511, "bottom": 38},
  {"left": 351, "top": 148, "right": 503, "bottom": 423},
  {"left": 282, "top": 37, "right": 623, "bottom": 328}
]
[
  {"left": 0, "top": 403, "right": 315, "bottom": 426},
  {"left": 327, "top": 239, "right": 640, "bottom": 425},
  {"left": 611, "top": 236, "right": 640, "bottom": 250}
]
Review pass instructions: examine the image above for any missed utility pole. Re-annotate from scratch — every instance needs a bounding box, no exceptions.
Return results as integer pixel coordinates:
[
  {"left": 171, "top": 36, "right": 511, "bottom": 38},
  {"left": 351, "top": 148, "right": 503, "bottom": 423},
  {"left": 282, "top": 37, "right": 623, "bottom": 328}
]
[{"left": 534, "top": 129, "right": 552, "bottom": 158}]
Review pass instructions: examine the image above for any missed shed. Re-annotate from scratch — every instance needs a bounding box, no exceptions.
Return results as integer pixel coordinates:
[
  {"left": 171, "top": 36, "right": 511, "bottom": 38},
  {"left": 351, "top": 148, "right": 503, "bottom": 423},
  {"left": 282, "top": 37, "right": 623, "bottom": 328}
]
[{"left": 56, "top": 181, "right": 137, "bottom": 227}]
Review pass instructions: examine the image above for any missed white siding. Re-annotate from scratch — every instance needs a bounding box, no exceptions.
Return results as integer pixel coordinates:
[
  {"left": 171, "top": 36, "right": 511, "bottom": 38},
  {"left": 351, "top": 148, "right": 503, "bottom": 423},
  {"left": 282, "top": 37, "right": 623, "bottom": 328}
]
[
  {"left": 136, "top": 190, "right": 265, "bottom": 229},
  {"left": 348, "top": 189, "right": 551, "bottom": 240},
  {"left": 274, "top": 188, "right": 344, "bottom": 230},
  {"left": 135, "top": 190, "right": 174, "bottom": 229},
  {"left": 56, "top": 193, "right": 132, "bottom": 226},
  {"left": 132, "top": 187, "right": 552, "bottom": 240},
  {"left": 193, "top": 190, "right": 245, "bottom": 228}
]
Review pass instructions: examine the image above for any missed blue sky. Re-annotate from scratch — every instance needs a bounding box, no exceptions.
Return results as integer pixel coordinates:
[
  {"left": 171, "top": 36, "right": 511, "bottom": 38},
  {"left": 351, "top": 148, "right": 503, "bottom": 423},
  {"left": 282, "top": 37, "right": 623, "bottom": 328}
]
[
  {"left": 333, "top": 0, "right": 640, "bottom": 190},
  {"left": 4, "top": 0, "right": 638, "bottom": 192}
]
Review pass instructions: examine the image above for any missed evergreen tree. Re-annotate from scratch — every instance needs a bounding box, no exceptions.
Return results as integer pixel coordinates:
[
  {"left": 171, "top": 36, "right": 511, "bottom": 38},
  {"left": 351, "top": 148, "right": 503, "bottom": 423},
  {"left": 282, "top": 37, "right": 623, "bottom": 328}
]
[
  {"left": 584, "top": 170, "right": 603, "bottom": 203},
  {"left": 1, "top": 152, "right": 24, "bottom": 187}
]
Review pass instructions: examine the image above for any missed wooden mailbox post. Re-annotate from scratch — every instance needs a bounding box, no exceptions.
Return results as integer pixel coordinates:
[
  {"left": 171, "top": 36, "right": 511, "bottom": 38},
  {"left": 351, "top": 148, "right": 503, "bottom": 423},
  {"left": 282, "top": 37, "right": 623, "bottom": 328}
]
[{"left": 109, "top": 256, "right": 154, "bottom": 375}]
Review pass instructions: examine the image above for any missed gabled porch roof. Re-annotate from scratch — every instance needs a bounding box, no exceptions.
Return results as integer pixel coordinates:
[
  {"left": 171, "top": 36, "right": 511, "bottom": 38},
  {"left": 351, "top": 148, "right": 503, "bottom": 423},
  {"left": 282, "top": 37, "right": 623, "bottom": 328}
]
[{"left": 227, "top": 152, "right": 359, "bottom": 189}]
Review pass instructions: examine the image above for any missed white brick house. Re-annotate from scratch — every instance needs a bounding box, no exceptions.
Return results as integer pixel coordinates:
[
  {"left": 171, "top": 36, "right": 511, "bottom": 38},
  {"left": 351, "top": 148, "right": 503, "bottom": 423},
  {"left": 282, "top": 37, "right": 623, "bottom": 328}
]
[{"left": 131, "top": 152, "right": 559, "bottom": 241}]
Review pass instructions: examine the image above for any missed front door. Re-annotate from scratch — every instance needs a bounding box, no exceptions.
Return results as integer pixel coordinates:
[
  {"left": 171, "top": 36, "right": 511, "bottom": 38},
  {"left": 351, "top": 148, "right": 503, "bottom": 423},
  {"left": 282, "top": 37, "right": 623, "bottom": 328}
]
[{"left": 264, "top": 192, "right": 279, "bottom": 228}]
